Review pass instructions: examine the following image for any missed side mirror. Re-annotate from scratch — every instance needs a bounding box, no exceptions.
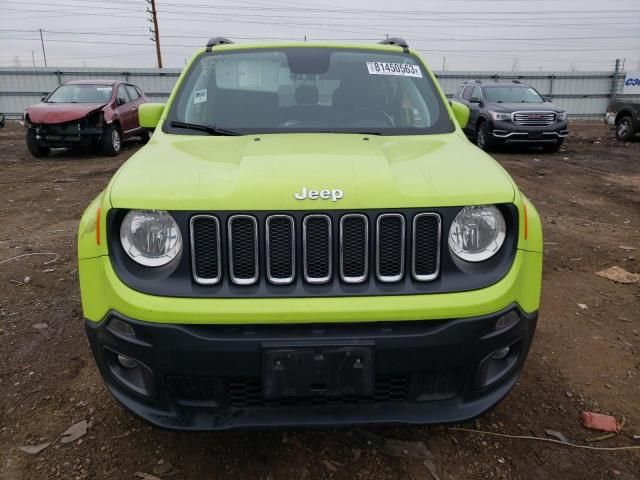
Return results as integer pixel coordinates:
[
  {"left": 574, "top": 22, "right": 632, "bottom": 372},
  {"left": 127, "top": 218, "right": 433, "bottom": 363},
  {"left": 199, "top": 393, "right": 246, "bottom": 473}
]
[
  {"left": 450, "top": 100, "right": 470, "bottom": 129},
  {"left": 117, "top": 96, "right": 127, "bottom": 106},
  {"left": 139, "top": 102, "right": 165, "bottom": 129},
  {"left": 41, "top": 95, "right": 47, "bottom": 102},
  {"left": 469, "top": 96, "right": 482, "bottom": 104},
  {"left": 543, "top": 96, "right": 552, "bottom": 102}
]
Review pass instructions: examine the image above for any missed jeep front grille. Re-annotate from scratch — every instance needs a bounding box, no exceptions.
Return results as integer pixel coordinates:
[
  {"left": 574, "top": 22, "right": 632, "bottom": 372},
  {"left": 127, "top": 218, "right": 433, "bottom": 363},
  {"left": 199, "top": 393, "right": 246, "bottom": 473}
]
[
  {"left": 513, "top": 111, "right": 556, "bottom": 127},
  {"left": 190, "top": 211, "right": 441, "bottom": 286}
]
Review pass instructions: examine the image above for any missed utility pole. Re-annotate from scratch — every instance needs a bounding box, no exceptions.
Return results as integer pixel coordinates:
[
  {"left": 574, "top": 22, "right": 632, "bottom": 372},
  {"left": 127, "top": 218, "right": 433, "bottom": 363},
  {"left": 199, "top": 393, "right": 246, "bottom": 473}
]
[
  {"left": 147, "top": 0, "right": 162, "bottom": 68},
  {"left": 31, "top": 50, "right": 36, "bottom": 68},
  {"left": 39, "top": 29, "right": 47, "bottom": 68},
  {"left": 442, "top": 57, "right": 446, "bottom": 71},
  {"left": 611, "top": 58, "right": 621, "bottom": 99}
]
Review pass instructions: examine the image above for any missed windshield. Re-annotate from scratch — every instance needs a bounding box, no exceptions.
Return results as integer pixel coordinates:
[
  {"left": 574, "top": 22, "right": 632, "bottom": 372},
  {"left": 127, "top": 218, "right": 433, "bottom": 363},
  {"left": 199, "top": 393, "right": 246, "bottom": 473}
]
[
  {"left": 47, "top": 84, "right": 113, "bottom": 103},
  {"left": 483, "top": 86, "right": 544, "bottom": 103},
  {"left": 166, "top": 47, "right": 452, "bottom": 135}
]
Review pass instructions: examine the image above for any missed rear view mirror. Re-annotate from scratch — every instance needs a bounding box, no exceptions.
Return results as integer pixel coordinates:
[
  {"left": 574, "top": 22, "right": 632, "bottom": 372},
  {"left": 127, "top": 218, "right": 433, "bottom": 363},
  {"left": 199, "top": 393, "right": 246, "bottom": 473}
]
[
  {"left": 450, "top": 100, "right": 470, "bottom": 129},
  {"left": 139, "top": 102, "right": 166, "bottom": 129}
]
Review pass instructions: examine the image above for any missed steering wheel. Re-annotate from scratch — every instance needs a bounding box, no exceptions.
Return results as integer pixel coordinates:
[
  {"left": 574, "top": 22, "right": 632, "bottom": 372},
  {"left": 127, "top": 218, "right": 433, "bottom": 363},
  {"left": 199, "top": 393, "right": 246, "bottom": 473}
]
[{"left": 338, "top": 108, "right": 394, "bottom": 127}]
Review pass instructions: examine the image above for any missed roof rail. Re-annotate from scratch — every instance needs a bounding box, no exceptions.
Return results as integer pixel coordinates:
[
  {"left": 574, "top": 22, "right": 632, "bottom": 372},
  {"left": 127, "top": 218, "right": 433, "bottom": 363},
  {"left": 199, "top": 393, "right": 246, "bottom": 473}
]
[
  {"left": 205, "top": 37, "right": 234, "bottom": 52},
  {"left": 474, "top": 80, "right": 482, "bottom": 84},
  {"left": 512, "top": 80, "right": 521, "bottom": 84},
  {"left": 379, "top": 37, "right": 409, "bottom": 53}
]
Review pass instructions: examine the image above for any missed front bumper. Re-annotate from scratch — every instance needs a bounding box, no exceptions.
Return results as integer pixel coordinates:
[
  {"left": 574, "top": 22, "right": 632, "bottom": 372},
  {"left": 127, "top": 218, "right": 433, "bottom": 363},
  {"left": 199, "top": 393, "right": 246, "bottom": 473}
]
[
  {"left": 489, "top": 119, "right": 569, "bottom": 144},
  {"left": 32, "top": 123, "right": 103, "bottom": 147},
  {"left": 86, "top": 305, "right": 537, "bottom": 430}
]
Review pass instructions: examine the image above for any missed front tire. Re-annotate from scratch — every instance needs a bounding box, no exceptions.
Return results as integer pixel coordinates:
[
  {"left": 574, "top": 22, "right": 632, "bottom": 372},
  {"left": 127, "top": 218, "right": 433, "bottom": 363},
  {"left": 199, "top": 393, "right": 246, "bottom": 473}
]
[
  {"left": 615, "top": 116, "right": 636, "bottom": 141},
  {"left": 26, "top": 128, "right": 50, "bottom": 158},
  {"left": 101, "top": 124, "right": 122, "bottom": 156},
  {"left": 476, "top": 121, "right": 495, "bottom": 151}
]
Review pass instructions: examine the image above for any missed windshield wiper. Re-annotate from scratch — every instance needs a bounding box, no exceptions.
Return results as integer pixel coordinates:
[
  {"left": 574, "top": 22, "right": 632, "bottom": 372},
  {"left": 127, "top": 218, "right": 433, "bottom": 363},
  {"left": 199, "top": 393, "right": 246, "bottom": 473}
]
[{"left": 169, "top": 121, "right": 242, "bottom": 136}]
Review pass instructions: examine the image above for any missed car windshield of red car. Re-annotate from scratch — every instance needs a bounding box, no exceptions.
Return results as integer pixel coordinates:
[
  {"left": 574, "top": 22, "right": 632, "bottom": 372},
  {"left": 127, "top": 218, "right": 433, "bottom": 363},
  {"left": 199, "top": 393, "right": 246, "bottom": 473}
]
[{"left": 47, "top": 84, "right": 113, "bottom": 104}]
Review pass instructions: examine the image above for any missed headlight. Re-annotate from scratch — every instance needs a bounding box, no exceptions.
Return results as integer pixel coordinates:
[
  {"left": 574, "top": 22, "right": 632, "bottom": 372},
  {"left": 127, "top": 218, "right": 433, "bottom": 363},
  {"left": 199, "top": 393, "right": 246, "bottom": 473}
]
[
  {"left": 448, "top": 205, "right": 506, "bottom": 262},
  {"left": 557, "top": 111, "right": 567, "bottom": 121},
  {"left": 120, "top": 210, "right": 182, "bottom": 267},
  {"left": 489, "top": 111, "right": 511, "bottom": 121}
]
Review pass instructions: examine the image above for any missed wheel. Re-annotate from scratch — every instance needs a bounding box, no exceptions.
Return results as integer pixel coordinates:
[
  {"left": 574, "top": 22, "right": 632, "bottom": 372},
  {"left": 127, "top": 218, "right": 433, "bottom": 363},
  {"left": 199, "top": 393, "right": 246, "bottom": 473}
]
[
  {"left": 615, "top": 116, "right": 636, "bottom": 141},
  {"left": 543, "top": 139, "right": 564, "bottom": 153},
  {"left": 25, "top": 128, "right": 50, "bottom": 158},
  {"left": 101, "top": 124, "right": 122, "bottom": 156},
  {"left": 475, "top": 121, "right": 495, "bottom": 151}
]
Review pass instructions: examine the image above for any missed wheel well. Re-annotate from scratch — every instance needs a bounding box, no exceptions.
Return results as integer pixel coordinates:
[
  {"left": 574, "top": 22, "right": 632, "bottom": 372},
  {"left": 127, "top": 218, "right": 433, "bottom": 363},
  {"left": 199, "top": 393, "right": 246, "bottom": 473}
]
[
  {"left": 476, "top": 116, "right": 487, "bottom": 129},
  {"left": 108, "top": 120, "right": 121, "bottom": 132},
  {"left": 615, "top": 110, "right": 634, "bottom": 124}
]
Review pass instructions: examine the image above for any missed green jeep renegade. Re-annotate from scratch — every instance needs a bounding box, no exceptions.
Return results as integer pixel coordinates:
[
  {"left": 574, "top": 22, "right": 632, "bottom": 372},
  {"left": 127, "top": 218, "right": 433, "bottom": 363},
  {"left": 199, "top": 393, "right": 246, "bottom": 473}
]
[{"left": 78, "top": 38, "right": 543, "bottom": 430}]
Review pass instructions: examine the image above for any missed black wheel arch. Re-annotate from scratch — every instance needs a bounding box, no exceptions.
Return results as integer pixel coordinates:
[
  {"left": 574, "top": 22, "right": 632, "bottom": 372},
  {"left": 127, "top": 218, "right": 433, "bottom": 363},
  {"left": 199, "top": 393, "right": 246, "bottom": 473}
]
[{"left": 615, "top": 108, "right": 637, "bottom": 125}]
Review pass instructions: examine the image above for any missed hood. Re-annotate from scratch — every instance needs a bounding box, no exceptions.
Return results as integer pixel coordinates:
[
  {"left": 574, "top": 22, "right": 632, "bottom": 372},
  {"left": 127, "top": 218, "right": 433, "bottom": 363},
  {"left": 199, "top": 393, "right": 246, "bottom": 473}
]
[
  {"left": 109, "top": 132, "right": 516, "bottom": 211},
  {"left": 487, "top": 102, "right": 564, "bottom": 113},
  {"left": 26, "top": 102, "right": 106, "bottom": 124}
]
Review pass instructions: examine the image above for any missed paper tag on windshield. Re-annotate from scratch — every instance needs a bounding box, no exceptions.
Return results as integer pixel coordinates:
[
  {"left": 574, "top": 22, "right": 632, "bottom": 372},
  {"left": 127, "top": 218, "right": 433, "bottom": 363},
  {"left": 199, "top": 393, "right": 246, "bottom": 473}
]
[
  {"left": 366, "top": 62, "right": 422, "bottom": 78},
  {"left": 194, "top": 89, "right": 207, "bottom": 104}
]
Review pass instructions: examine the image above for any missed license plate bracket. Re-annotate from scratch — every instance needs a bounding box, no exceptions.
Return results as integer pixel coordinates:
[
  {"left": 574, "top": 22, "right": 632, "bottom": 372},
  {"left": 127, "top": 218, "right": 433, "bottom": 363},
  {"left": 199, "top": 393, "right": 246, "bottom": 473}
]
[{"left": 263, "top": 347, "right": 373, "bottom": 400}]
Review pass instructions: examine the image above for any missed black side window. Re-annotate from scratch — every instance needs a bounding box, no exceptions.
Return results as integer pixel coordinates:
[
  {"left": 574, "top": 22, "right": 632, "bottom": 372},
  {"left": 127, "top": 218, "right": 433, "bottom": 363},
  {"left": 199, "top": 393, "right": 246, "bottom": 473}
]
[
  {"left": 469, "top": 86, "right": 481, "bottom": 101},
  {"left": 125, "top": 85, "right": 140, "bottom": 101},
  {"left": 461, "top": 86, "right": 472, "bottom": 101},
  {"left": 117, "top": 85, "right": 130, "bottom": 105}
]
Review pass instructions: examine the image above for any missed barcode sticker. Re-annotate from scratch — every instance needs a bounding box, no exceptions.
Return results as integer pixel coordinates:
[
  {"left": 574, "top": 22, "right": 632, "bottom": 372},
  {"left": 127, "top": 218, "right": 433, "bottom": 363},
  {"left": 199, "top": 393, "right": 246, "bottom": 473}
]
[
  {"left": 366, "top": 62, "right": 422, "bottom": 77},
  {"left": 193, "top": 89, "right": 207, "bottom": 104}
]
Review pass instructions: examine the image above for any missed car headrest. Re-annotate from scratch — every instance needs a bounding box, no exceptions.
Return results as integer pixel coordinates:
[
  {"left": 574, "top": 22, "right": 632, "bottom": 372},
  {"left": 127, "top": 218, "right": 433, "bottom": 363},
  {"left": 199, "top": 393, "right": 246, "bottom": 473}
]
[{"left": 295, "top": 85, "right": 319, "bottom": 105}]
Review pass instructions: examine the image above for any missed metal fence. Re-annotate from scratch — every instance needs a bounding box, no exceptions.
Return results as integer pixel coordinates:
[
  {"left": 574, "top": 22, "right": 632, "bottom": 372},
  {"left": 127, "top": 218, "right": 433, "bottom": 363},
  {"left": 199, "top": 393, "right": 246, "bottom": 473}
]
[{"left": 0, "top": 66, "right": 636, "bottom": 119}]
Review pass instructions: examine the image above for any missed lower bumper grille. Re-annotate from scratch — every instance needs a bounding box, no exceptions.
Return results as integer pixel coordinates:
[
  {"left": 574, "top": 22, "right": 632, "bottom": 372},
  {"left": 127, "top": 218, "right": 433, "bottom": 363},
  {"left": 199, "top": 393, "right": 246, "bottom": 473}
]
[{"left": 170, "top": 370, "right": 459, "bottom": 407}]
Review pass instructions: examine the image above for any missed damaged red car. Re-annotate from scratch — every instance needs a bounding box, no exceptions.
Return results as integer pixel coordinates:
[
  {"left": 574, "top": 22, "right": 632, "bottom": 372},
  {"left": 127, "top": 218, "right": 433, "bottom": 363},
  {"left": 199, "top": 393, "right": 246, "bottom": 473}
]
[{"left": 23, "top": 80, "right": 149, "bottom": 157}]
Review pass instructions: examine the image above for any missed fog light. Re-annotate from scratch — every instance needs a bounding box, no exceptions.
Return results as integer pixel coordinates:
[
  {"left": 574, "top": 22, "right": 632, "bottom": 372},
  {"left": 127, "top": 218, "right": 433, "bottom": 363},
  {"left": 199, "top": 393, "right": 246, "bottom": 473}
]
[
  {"left": 108, "top": 318, "right": 135, "bottom": 337},
  {"left": 491, "top": 346, "right": 510, "bottom": 360},
  {"left": 117, "top": 354, "right": 138, "bottom": 369}
]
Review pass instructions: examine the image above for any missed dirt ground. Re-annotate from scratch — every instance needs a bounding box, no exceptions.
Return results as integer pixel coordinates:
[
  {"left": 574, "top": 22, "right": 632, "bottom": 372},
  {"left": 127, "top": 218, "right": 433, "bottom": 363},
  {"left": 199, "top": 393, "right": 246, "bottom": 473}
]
[{"left": 0, "top": 121, "right": 638, "bottom": 480}]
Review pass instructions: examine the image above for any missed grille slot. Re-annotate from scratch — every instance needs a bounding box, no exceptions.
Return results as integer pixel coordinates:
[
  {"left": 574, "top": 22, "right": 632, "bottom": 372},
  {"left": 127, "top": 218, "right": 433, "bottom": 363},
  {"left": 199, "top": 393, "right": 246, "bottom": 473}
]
[
  {"left": 266, "top": 215, "right": 295, "bottom": 284},
  {"left": 303, "top": 214, "right": 332, "bottom": 284},
  {"left": 228, "top": 215, "right": 258, "bottom": 285},
  {"left": 190, "top": 215, "right": 221, "bottom": 285},
  {"left": 340, "top": 214, "right": 369, "bottom": 283},
  {"left": 412, "top": 213, "right": 441, "bottom": 281},
  {"left": 376, "top": 214, "right": 405, "bottom": 282},
  {"left": 513, "top": 111, "right": 556, "bottom": 127}
]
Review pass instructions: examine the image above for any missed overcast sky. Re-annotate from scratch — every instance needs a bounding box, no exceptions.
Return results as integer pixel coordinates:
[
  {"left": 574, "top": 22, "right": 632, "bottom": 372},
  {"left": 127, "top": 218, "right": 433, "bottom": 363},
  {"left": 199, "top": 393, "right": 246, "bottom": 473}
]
[{"left": 0, "top": 0, "right": 639, "bottom": 71}]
